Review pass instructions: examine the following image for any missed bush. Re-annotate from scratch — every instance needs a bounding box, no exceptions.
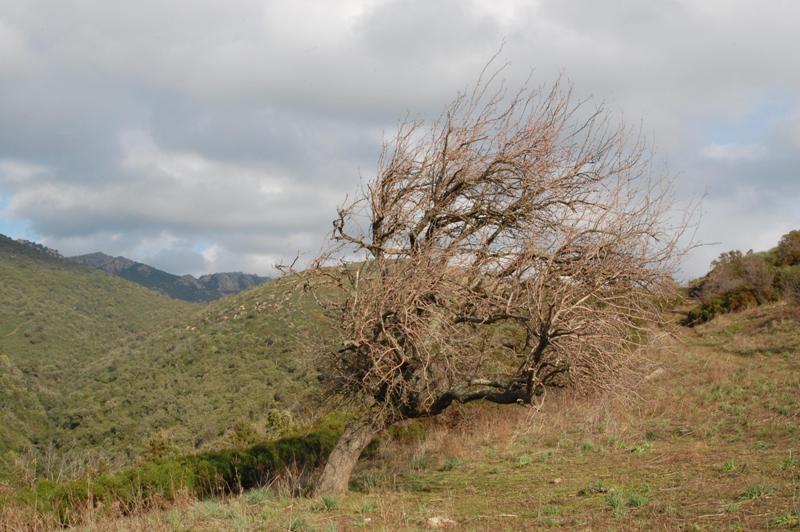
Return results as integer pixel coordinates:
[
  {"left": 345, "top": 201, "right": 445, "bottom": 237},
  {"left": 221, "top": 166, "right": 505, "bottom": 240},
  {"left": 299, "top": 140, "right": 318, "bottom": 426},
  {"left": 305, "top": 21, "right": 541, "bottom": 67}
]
[
  {"left": 775, "top": 230, "right": 800, "bottom": 266},
  {"left": 782, "top": 267, "right": 800, "bottom": 315},
  {"left": 686, "top": 249, "right": 779, "bottom": 325},
  {"left": 15, "top": 422, "right": 343, "bottom": 525}
]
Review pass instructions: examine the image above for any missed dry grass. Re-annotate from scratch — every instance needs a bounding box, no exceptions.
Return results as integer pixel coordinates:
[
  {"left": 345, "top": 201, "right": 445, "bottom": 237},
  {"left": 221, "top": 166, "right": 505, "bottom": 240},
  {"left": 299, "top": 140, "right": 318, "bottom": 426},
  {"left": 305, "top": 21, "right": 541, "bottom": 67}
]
[{"left": 2, "top": 303, "right": 798, "bottom": 530}]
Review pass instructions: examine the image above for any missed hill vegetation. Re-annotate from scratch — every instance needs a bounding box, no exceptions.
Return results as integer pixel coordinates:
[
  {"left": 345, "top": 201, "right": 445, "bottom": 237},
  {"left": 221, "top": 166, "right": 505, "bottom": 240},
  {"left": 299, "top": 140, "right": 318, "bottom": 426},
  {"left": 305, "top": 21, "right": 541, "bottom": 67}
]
[
  {"left": 2, "top": 302, "right": 797, "bottom": 530},
  {"left": 54, "top": 273, "right": 326, "bottom": 466},
  {"left": 0, "top": 235, "right": 322, "bottom": 483},
  {"left": 0, "top": 234, "right": 192, "bottom": 473},
  {"left": 68, "top": 252, "right": 268, "bottom": 302},
  {"left": 686, "top": 229, "right": 800, "bottom": 324}
]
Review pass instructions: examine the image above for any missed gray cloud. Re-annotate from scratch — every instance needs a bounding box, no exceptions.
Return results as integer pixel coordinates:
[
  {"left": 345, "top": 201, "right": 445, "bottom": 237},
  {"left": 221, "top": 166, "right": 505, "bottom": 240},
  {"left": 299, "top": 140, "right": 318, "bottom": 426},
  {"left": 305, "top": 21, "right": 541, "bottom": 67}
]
[{"left": 0, "top": 0, "right": 798, "bottom": 277}]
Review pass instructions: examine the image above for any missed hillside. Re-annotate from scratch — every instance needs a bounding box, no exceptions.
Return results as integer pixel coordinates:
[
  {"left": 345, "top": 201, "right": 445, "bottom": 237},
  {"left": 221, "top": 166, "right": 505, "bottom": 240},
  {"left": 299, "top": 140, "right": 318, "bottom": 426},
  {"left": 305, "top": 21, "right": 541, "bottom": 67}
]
[
  {"left": 0, "top": 235, "right": 194, "bottom": 471},
  {"left": 69, "top": 252, "right": 268, "bottom": 302},
  {"left": 1, "top": 234, "right": 330, "bottom": 476},
  {"left": 10, "top": 302, "right": 794, "bottom": 530},
  {"left": 51, "top": 274, "right": 327, "bottom": 463}
]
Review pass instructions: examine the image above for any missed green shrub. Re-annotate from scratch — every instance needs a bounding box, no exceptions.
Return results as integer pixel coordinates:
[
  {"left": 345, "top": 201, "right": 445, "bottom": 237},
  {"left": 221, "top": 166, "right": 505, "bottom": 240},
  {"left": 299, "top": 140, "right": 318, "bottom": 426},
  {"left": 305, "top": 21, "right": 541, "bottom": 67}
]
[{"left": 17, "top": 423, "right": 343, "bottom": 525}]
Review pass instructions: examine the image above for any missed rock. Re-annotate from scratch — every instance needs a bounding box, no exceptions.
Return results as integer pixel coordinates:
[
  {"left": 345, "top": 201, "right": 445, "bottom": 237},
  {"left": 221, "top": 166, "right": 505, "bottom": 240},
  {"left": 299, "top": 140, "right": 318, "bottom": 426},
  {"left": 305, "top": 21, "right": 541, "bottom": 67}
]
[{"left": 427, "top": 516, "right": 457, "bottom": 528}]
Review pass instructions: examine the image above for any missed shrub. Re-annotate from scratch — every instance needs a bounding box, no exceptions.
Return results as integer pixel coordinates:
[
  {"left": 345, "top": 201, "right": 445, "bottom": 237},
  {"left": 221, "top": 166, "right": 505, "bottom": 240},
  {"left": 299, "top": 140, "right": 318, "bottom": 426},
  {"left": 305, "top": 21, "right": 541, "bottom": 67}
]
[
  {"left": 686, "top": 249, "right": 778, "bottom": 325},
  {"left": 16, "top": 423, "right": 343, "bottom": 525},
  {"left": 775, "top": 230, "right": 800, "bottom": 266},
  {"left": 782, "top": 267, "right": 800, "bottom": 312}
]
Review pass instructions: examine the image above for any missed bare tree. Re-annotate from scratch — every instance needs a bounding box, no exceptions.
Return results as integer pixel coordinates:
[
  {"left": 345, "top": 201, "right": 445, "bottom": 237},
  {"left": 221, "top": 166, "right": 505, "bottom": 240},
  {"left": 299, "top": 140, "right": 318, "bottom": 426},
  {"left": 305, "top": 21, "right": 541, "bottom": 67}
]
[{"left": 298, "top": 71, "right": 688, "bottom": 495}]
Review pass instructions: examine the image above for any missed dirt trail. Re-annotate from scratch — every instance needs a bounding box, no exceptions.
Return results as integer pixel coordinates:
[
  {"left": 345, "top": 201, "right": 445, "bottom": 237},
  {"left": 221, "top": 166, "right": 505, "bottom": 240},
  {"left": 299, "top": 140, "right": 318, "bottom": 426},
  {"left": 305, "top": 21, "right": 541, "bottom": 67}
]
[{"left": 1, "top": 320, "right": 30, "bottom": 338}]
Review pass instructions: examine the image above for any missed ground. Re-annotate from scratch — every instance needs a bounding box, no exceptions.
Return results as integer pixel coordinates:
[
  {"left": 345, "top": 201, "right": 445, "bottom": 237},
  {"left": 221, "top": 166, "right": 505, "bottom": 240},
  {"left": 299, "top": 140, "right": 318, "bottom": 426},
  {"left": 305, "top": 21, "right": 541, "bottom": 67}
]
[{"left": 8, "top": 303, "right": 800, "bottom": 531}]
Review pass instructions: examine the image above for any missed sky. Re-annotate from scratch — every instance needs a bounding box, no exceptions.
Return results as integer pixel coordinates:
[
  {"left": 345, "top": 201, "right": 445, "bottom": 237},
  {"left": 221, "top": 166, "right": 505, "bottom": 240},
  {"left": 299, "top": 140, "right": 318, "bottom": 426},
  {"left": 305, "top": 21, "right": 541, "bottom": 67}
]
[{"left": 0, "top": 0, "right": 798, "bottom": 277}]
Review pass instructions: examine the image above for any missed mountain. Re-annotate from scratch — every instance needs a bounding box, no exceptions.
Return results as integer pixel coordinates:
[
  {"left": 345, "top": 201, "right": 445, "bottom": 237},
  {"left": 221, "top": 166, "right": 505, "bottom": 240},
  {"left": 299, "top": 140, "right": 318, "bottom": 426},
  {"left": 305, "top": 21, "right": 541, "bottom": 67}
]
[
  {"left": 0, "top": 235, "right": 193, "bottom": 471},
  {"left": 68, "top": 252, "right": 269, "bottom": 302}
]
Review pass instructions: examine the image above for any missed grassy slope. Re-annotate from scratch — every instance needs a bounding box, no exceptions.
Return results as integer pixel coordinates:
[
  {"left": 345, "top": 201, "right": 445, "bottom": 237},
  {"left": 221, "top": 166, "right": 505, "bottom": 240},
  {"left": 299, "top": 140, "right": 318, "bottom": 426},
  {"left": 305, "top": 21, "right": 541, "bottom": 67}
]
[
  {"left": 58, "top": 274, "right": 326, "bottom": 461},
  {"left": 0, "top": 236, "right": 193, "bottom": 463},
  {"left": 74, "top": 303, "right": 799, "bottom": 531}
]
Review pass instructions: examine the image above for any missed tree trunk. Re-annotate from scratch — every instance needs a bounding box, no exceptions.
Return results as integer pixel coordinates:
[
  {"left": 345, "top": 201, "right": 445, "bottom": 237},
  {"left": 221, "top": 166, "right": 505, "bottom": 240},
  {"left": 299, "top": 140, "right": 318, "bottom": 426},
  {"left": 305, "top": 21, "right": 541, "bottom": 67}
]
[{"left": 314, "top": 418, "right": 381, "bottom": 496}]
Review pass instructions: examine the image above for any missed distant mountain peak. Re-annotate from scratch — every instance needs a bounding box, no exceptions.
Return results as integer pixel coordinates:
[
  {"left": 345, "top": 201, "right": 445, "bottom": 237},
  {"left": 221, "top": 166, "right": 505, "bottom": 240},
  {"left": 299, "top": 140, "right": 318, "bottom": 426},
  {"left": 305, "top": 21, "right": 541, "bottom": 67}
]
[
  {"left": 68, "top": 252, "right": 268, "bottom": 302},
  {"left": 1, "top": 234, "right": 268, "bottom": 302}
]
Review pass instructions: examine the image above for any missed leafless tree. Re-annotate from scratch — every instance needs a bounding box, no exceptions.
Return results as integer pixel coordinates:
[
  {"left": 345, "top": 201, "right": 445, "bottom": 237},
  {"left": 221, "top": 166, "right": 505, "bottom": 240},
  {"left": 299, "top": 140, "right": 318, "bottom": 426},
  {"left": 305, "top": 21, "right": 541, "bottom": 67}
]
[{"left": 296, "top": 70, "right": 689, "bottom": 495}]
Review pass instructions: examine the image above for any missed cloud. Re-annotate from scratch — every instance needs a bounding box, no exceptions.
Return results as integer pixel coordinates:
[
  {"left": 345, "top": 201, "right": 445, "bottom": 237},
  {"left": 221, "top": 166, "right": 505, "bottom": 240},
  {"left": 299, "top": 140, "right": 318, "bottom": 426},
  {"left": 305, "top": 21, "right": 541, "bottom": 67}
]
[
  {"left": 701, "top": 143, "right": 767, "bottom": 163},
  {"left": 0, "top": 0, "right": 798, "bottom": 278}
]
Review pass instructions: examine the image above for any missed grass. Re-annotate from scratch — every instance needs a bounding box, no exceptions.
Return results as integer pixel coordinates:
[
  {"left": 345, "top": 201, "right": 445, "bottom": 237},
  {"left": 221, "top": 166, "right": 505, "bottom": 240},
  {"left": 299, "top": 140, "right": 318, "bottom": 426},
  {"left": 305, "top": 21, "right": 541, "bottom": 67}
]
[{"left": 740, "top": 483, "right": 775, "bottom": 500}]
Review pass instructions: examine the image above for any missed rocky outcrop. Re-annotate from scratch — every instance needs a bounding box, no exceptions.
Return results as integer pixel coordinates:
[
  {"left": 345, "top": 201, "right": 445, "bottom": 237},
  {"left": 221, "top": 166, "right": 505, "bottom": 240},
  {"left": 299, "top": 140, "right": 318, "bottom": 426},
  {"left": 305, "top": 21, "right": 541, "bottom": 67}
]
[{"left": 68, "top": 253, "right": 268, "bottom": 302}]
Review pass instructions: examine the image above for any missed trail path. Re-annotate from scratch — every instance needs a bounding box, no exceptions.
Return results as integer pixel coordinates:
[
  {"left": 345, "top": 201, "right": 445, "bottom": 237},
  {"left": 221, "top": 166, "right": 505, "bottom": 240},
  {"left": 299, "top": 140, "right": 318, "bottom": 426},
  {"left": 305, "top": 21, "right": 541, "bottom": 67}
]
[{"left": 2, "top": 319, "right": 31, "bottom": 338}]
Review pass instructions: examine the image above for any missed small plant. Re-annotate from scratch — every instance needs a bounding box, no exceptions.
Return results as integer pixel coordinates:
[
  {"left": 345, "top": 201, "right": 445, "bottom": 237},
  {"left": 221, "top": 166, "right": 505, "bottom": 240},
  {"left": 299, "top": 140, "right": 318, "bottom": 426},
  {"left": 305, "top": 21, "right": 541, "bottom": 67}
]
[
  {"left": 538, "top": 449, "right": 554, "bottom": 463},
  {"left": 515, "top": 454, "right": 533, "bottom": 468},
  {"left": 606, "top": 490, "right": 626, "bottom": 517},
  {"left": 722, "top": 459, "right": 737, "bottom": 472},
  {"left": 260, "top": 505, "right": 278, "bottom": 520},
  {"left": 629, "top": 441, "right": 653, "bottom": 454},
  {"left": 724, "top": 502, "right": 740, "bottom": 513},
  {"left": 246, "top": 488, "right": 270, "bottom": 505},
  {"left": 320, "top": 496, "right": 338, "bottom": 511},
  {"left": 780, "top": 454, "right": 798, "bottom": 470},
  {"left": 627, "top": 492, "right": 649, "bottom": 508},
  {"left": 607, "top": 435, "right": 626, "bottom": 449},
  {"left": 411, "top": 454, "right": 432, "bottom": 471},
  {"left": 541, "top": 504, "right": 562, "bottom": 517},
  {"left": 288, "top": 515, "right": 313, "bottom": 532},
  {"left": 167, "top": 509, "right": 183, "bottom": 529},
  {"left": 578, "top": 481, "right": 609, "bottom": 496},
  {"left": 580, "top": 441, "right": 596, "bottom": 454},
  {"left": 739, "top": 483, "right": 774, "bottom": 500},
  {"left": 768, "top": 512, "right": 800, "bottom": 528},
  {"left": 606, "top": 486, "right": 650, "bottom": 515},
  {"left": 199, "top": 500, "right": 225, "bottom": 519},
  {"left": 440, "top": 458, "right": 463, "bottom": 471},
  {"left": 357, "top": 500, "right": 376, "bottom": 514}
]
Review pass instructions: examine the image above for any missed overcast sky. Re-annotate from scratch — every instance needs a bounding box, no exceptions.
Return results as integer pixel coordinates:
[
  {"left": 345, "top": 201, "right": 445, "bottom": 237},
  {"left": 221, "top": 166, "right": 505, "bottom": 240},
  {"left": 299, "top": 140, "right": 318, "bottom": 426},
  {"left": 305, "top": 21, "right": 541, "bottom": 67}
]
[{"left": 1, "top": 0, "right": 798, "bottom": 277}]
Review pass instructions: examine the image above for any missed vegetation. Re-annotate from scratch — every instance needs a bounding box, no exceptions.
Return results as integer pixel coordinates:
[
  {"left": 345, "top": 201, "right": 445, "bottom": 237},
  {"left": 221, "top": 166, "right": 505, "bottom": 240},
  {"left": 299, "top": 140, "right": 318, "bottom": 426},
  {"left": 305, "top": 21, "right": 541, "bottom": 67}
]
[
  {"left": 54, "top": 273, "right": 325, "bottom": 465},
  {"left": 0, "top": 235, "right": 324, "bottom": 482},
  {"left": 4, "top": 423, "right": 341, "bottom": 526},
  {"left": 686, "top": 229, "right": 800, "bottom": 325},
  {"left": 0, "top": 235, "right": 192, "bottom": 475},
  {"left": 3, "top": 303, "right": 796, "bottom": 530}
]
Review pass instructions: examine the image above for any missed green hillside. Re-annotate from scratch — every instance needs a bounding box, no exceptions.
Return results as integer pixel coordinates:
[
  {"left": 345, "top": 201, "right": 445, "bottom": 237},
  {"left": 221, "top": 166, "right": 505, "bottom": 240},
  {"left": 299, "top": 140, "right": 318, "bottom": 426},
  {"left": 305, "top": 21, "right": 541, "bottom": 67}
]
[
  {"left": 1, "top": 235, "right": 330, "bottom": 478},
  {"left": 0, "top": 235, "right": 194, "bottom": 471},
  {"left": 55, "top": 274, "right": 327, "bottom": 463}
]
